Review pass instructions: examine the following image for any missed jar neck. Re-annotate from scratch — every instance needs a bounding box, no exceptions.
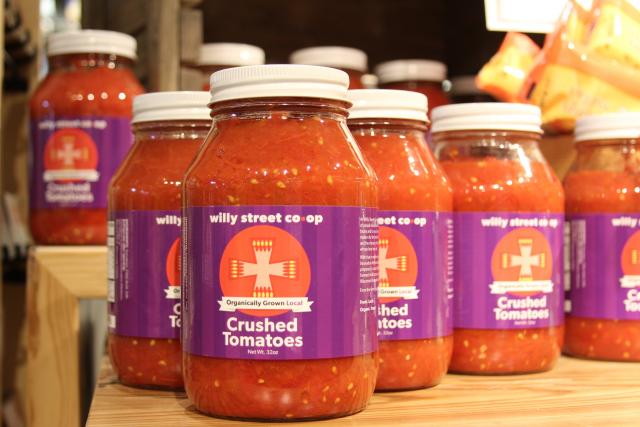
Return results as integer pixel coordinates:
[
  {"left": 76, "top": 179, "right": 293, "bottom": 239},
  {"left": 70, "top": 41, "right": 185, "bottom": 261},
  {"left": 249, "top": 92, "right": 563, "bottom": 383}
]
[
  {"left": 572, "top": 138, "right": 639, "bottom": 173},
  {"left": 348, "top": 118, "right": 428, "bottom": 134},
  {"left": 210, "top": 98, "right": 350, "bottom": 123},
  {"left": 433, "top": 129, "right": 543, "bottom": 162},
  {"left": 48, "top": 53, "right": 135, "bottom": 72},
  {"left": 575, "top": 138, "right": 640, "bottom": 149},
  {"left": 133, "top": 120, "right": 212, "bottom": 141}
]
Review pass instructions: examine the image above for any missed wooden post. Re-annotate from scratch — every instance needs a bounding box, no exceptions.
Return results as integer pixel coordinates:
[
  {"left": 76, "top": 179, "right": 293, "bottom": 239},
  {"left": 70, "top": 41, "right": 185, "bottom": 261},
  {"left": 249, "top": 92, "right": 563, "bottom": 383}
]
[
  {"left": 25, "top": 247, "right": 107, "bottom": 427},
  {"left": 148, "top": 0, "right": 181, "bottom": 91}
]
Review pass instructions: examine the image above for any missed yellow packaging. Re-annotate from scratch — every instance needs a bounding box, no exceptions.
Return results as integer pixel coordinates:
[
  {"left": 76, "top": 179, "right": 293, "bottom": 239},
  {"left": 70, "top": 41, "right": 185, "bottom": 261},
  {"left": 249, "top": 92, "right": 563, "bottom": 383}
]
[
  {"left": 530, "top": 63, "right": 640, "bottom": 133},
  {"left": 588, "top": 0, "right": 640, "bottom": 69},
  {"left": 476, "top": 32, "right": 540, "bottom": 102}
]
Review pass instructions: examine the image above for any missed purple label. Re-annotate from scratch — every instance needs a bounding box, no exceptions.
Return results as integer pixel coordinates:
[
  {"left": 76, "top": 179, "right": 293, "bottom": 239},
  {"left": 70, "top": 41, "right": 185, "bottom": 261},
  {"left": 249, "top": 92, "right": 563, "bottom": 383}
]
[
  {"left": 454, "top": 212, "right": 564, "bottom": 329},
  {"left": 568, "top": 214, "right": 640, "bottom": 320},
  {"left": 30, "top": 116, "right": 133, "bottom": 209},
  {"left": 377, "top": 210, "right": 453, "bottom": 341},
  {"left": 182, "top": 205, "right": 378, "bottom": 360},
  {"left": 108, "top": 210, "right": 182, "bottom": 338}
]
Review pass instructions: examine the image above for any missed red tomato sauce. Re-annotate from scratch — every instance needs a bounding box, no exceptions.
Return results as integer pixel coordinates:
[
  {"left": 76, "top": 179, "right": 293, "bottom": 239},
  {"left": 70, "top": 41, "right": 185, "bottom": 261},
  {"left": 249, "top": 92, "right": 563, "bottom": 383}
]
[
  {"left": 109, "top": 122, "right": 208, "bottom": 388},
  {"left": 183, "top": 99, "right": 378, "bottom": 420},
  {"left": 350, "top": 119, "right": 453, "bottom": 390},
  {"left": 565, "top": 165, "right": 640, "bottom": 361},
  {"left": 439, "top": 143, "right": 564, "bottom": 374},
  {"left": 30, "top": 53, "right": 143, "bottom": 244}
]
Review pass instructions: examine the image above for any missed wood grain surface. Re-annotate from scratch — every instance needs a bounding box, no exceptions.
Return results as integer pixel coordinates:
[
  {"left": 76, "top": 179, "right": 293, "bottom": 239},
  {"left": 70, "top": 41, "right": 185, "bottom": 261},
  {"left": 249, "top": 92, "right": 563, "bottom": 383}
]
[
  {"left": 26, "top": 246, "right": 107, "bottom": 427},
  {"left": 88, "top": 356, "right": 640, "bottom": 426}
]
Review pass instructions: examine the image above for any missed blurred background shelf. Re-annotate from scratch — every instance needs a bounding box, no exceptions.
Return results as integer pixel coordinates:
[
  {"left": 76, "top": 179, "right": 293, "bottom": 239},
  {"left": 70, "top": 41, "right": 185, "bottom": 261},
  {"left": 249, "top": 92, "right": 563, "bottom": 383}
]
[{"left": 87, "top": 355, "right": 640, "bottom": 426}]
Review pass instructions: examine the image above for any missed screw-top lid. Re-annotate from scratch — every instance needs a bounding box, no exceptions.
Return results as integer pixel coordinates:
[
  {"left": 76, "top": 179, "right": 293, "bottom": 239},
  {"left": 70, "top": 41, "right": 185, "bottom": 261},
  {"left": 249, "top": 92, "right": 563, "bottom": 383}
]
[
  {"left": 132, "top": 91, "right": 212, "bottom": 124},
  {"left": 375, "top": 59, "right": 447, "bottom": 84},
  {"left": 289, "top": 46, "right": 368, "bottom": 72},
  {"left": 48, "top": 30, "right": 137, "bottom": 59},
  {"left": 575, "top": 112, "right": 640, "bottom": 142},
  {"left": 347, "top": 89, "right": 428, "bottom": 122},
  {"left": 198, "top": 43, "right": 265, "bottom": 67},
  {"left": 431, "top": 103, "right": 542, "bottom": 133},
  {"left": 209, "top": 64, "right": 350, "bottom": 104}
]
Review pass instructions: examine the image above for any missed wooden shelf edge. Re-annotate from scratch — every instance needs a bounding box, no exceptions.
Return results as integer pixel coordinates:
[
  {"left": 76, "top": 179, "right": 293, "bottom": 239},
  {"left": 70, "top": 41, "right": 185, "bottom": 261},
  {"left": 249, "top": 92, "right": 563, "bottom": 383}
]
[
  {"left": 87, "top": 355, "right": 640, "bottom": 426},
  {"left": 31, "top": 246, "right": 107, "bottom": 299}
]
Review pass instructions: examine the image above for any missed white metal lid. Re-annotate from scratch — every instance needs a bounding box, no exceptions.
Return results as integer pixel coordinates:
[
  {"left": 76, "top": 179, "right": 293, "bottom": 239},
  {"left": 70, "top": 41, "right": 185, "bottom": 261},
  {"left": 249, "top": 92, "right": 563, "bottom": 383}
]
[
  {"left": 198, "top": 43, "right": 265, "bottom": 66},
  {"left": 209, "top": 64, "right": 350, "bottom": 104},
  {"left": 431, "top": 103, "right": 542, "bottom": 133},
  {"left": 289, "top": 46, "right": 368, "bottom": 72},
  {"left": 575, "top": 112, "right": 640, "bottom": 142},
  {"left": 132, "top": 91, "right": 212, "bottom": 124},
  {"left": 375, "top": 59, "right": 447, "bottom": 84},
  {"left": 48, "top": 30, "right": 137, "bottom": 59},
  {"left": 347, "top": 89, "right": 428, "bottom": 122}
]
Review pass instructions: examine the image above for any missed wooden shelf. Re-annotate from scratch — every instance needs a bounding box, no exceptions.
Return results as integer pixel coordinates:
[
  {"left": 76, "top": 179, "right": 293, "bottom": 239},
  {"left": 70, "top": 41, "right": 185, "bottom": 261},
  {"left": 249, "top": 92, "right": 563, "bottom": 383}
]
[
  {"left": 26, "top": 246, "right": 108, "bottom": 427},
  {"left": 88, "top": 355, "right": 640, "bottom": 426}
]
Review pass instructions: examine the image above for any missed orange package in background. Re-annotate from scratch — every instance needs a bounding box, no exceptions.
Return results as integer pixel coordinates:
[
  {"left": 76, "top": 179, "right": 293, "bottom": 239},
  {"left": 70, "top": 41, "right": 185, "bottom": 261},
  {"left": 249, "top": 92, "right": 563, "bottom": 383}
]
[
  {"left": 588, "top": 0, "right": 640, "bottom": 69},
  {"left": 522, "top": 0, "right": 640, "bottom": 133},
  {"left": 476, "top": 32, "right": 540, "bottom": 102}
]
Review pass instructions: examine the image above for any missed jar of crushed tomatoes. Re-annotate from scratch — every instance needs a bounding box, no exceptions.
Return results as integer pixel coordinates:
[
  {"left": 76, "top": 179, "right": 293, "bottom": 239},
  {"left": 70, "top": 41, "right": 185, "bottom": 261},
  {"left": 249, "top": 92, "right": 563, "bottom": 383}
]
[
  {"left": 375, "top": 59, "right": 450, "bottom": 113},
  {"left": 432, "top": 103, "right": 565, "bottom": 375},
  {"left": 565, "top": 113, "right": 640, "bottom": 362},
  {"left": 348, "top": 89, "right": 453, "bottom": 390},
  {"left": 183, "top": 65, "right": 378, "bottom": 420},
  {"left": 198, "top": 43, "right": 265, "bottom": 90},
  {"left": 29, "top": 30, "right": 144, "bottom": 244},
  {"left": 108, "top": 91, "right": 211, "bottom": 389},
  {"left": 290, "top": 46, "right": 367, "bottom": 89}
]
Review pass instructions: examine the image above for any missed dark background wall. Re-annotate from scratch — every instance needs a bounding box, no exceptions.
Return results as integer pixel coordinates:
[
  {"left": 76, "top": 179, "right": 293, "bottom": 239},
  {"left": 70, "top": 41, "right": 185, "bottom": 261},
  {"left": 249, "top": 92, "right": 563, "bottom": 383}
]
[{"left": 201, "top": 0, "right": 544, "bottom": 77}]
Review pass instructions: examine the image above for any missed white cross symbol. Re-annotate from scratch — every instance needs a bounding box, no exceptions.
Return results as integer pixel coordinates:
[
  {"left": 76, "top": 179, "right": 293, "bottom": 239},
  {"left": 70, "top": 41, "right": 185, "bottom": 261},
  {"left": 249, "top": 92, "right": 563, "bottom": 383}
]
[
  {"left": 379, "top": 238, "right": 407, "bottom": 288},
  {"left": 55, "top": 140, "right": 85, "bottom": 167},
  {"left": 229, "top": 239, "right": 296, "bottom": 298},
  {"left": 502, "top": 238, "right": 545, "bottom": 281}
]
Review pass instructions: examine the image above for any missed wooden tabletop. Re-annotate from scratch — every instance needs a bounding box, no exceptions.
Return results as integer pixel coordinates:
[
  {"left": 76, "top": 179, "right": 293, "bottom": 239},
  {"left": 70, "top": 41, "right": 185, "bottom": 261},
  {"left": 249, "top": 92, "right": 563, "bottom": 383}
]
[{"left": 87, "top": 355, "right": 640, "bottom": 426}]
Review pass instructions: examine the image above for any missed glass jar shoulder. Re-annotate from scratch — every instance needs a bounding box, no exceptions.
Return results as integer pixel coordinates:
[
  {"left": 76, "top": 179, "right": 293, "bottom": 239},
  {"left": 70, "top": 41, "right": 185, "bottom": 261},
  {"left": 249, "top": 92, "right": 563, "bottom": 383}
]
[
  {"left": 442, "top": 156, "right": 563, "bottom": 212},
  {"left": 435, "top": 132, "right": 563, "bottom": 213},
  {"left": 111, "top": 137, "right": 202, "bottom": 211},
  {"left": 353, "top": 128, "right": 452, "bottom": 211},
  {"left": 185, "top": 115, "right": 376, "bottom": 207},
  {"left": 565, "top": 140, "right": 640, "bottom": 214},
  {"left": 31, "top": 67, "right": 143, "bottom": 118}
]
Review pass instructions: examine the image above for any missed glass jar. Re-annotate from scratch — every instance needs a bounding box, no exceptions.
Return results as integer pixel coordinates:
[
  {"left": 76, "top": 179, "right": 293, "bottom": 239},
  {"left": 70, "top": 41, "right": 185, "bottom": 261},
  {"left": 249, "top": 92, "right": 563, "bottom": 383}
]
[
  {"left": 375, "top": 60, "right": 450, "bottom": 114},
  {"left": 182, "top": 65, "right": 378, "bottom": 420},
  {"left": 432, "top": 103, "right": 565, "bottom": 375},
  {"left": 108, "top": 91, "right": 211, "bottom": 389},
  {"left": 348, "top": 89, "right": 453, "bottom": 390},
  {"left": 565, "top": 113, "right": 640, "bottom": 362},
  {"left": 290, "top": 46, "right": 367, "bottom": 89},
  {"left": 197, "top": 43, "right": 265, "bottom": 90},
  {"left": 29, "top": 30, "right": 144, "bottom": 244}
]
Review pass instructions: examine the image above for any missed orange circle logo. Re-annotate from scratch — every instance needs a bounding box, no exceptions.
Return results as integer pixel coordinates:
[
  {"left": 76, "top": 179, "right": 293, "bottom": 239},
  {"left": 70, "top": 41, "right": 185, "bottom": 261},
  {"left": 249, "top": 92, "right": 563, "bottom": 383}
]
[
  {"left": 165, "top": 238, "right": 181, "bottom": 287},
  {"left": 378, "top": 226, "right": 418, "bottom": 304},
  {"left": 43, "top": 129, "right": 98, "bottom": 177},
  {"left": 219, "top": 225, "right": 311, "bottom": 317},
  {"left": 491, "top": 228, "right": 552, "bottom": 295},
  {"left": 621, "top": 230, "right": 640, "bottom": 276}
]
